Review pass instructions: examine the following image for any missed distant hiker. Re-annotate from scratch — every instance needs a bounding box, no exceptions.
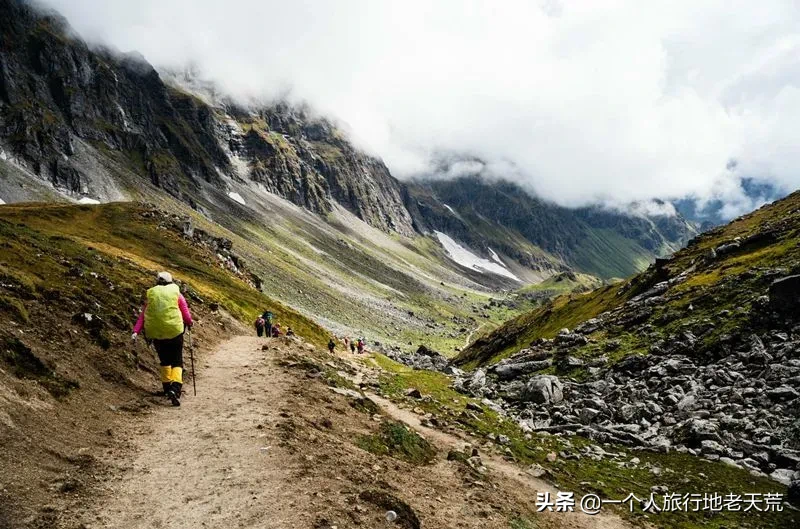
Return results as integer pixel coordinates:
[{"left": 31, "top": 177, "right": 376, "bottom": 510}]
[
  {"left": 286, "top": 327, "right": 295, "bottom": 337},
  {"left": 271, "top": 323, "right": 282, "bottom": 337},
  {"left": 261, "top": 310, "right": 274, "bottom": 337},
  {"left": 254, "top": 316, "right": 266, "bottom": 337},
  {"left": 349, "top": 341, "right": 356, "bottom": 353},
  {"left": 132, "top": 271, "right": 193, "bottom": 407},
  {"left": 328, "top": 338, "right": 336, "bottom": 353},
  {"left": 357, "top": 338, "right": 365, "bottom": 354}
]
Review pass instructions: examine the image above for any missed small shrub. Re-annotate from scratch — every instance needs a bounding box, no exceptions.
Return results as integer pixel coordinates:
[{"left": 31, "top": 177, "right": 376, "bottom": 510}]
[
  {"left": 357, "top": 421, "right": 436, "bottom": 465},
  {"left": 0, "top": 295, "right": 30, "bottom": 323}
]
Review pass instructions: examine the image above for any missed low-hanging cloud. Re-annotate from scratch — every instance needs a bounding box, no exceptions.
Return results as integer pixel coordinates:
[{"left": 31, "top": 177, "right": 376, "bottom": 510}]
[{"left": 39, "top": 0, "right": 800, "bottom": 217}]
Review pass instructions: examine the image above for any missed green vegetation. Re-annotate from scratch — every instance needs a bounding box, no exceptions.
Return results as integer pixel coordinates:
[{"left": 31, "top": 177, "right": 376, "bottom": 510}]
[
  {"left": 372, "top": 353, "right": 795, "bottom": 529},
  {"left": 455, "top": 282, "right": 629, "bottom": 368},
  {"left": 508, "top": 517, "right": 536, "bottom": 529},
  {"left": 357, "top": 421, "right": 437, "bottom": 465},
  {"left": 0, "top": 203, "right": 328, "bottom": 347}
]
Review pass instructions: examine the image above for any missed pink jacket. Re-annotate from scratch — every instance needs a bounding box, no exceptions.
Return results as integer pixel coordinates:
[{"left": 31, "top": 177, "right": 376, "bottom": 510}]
[{"left": 133, "top": 294, "right": 193, "bottom": 335}]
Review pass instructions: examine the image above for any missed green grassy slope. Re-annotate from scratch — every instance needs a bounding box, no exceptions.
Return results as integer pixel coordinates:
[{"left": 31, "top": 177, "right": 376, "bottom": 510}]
[
  {"left": 455, "top": 189, "right": 800, "bottom": 368},
  {"left": 0, "top": 202, "right": 328, "bottom": 346}
]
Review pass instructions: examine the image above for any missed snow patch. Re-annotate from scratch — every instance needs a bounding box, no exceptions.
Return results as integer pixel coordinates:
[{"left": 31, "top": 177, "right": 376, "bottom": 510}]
[
  {"left": 78, "top": 197, "right": 100, "bottom": 205},
  {"left": 228, "top": 191, "right": 246, "bottom": 206},
  {"left": 488, "top": 248, "right": 506, "bottom": 266},
  {"left": 0, "top": 149, "right": 7, "bottom": 161},
  {"left": 0, "top": 198, "right": 5, "bottom": 205},
  {"left": 435, "top": 231, "right": 520, "bottom": 281},
  {"left": 443, "top": 204, "right": 456, "bottom": 215}
]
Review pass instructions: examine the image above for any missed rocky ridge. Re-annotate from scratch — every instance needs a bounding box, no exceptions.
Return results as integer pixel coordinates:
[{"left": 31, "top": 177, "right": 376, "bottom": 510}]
[
  {"left": 1, "top": 0, "right": 700, "bottom": 284},
  {"left": 385, "top": 192, "right": 800, "bottom": 502}
]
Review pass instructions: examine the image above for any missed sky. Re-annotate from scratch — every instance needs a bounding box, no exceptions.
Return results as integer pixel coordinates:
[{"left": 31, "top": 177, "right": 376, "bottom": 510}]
[{"left": 39, "top": 0, "right": 800, "bottom": 217}]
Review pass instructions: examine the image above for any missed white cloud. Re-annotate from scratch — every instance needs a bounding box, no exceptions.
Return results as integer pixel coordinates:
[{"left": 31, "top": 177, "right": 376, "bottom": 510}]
[{"left": 38, "top": 0, "right": 800, "bottom": 216}]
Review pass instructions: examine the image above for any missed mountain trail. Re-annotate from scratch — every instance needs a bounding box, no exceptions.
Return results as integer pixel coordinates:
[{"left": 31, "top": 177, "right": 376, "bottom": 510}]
[
  {"left": 77, "top": 336, "right": 313, "bottom": 528},
  {"left": 347, "top": 352, "right": 635, "bottom": 529},
  {"left": 75, "top": 336, "right": 634, "bottom": 529},
  {"left": 368, "top": 393, "right": 634, "bottom": 529},
  {"left": 464, "top": 323, "right": 486, "bottom": 349}
]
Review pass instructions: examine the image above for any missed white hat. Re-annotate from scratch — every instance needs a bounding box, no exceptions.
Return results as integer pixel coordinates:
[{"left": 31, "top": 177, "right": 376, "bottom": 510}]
[{"left": 157, "top": 271, "right": 173, "bottom": 284}]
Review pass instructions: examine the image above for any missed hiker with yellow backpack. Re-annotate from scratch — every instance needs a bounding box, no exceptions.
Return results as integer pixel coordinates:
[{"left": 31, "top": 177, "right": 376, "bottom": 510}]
[{"left": 132, "top": 272, "right": 194, "bottom": 406}]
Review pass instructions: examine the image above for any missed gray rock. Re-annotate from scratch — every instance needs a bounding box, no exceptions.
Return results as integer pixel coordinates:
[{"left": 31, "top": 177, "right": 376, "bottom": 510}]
[
  {"left": 701, "top": 439, "right": 725, "bottom": 455},
  {"left": 676, "top": 394, "right": 697, "bottom": 412},
  {"left": 579, "top": 408, "right": 600, "bottom": 424},
  {"left": 770, "top": 468, "right": 796, "bottom": 486},
  {"left": 767, "top": 385, "right": 799, "bottom": 401},
  {"left": 493, "top": 359, "right": 552, "bottom": 380},
  {"left": 469, "top": 369, "right": 487, "bottom": 392},
  {"left": 769, "top": 275, "right": 800, "bottom": 313},
  {"left": 522, "top": 375, "right": 564, "bottom": 405}
]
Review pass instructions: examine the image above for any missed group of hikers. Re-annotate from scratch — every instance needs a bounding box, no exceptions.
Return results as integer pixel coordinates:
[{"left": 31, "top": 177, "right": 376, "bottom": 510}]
[
  {"left": 130, "top": 270, "right": 369, "bottom": 408},
  {"left": 329, "top": 336, "right": 366, "bottom": 354},
  {"left": 252, "top": 311, "right": 365, "bottom": 356},
  {"left": 253, "top": 311, "right": 293, "bottom": 338}
]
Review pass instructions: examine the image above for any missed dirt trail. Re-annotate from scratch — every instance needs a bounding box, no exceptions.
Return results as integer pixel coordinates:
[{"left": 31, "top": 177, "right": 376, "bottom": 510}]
[
  {"left": 76, "top": 336, "right": 633, "bottom": 529},
  {"left": 78, "top": 336, "right": 312, "bottom": 528},
  {"left": 463, "top": 323, "right": 486, "bottom": 349},
  {"left": 368, "top": 394, "right": 633, "bottom": 529}
]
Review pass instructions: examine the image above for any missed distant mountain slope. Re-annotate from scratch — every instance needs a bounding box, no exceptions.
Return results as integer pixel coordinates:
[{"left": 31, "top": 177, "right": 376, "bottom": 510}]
[
  {"left": 1, "top": 0, "right": 696, "bottom": 289},
  {"left": 456, "top": 189, "right": 800, "bottom": 368},
  {"left": 405, "top": 176, "right": 697, "bottom": 279},
  {"left": 0, "top": 0, "right": 414, "bottom": 235}
]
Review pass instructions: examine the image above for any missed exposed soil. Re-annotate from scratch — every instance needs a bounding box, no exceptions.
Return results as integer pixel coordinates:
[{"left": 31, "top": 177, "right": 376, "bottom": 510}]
[
  {"left": 0, "top": 298, "right": 241, "bottom": 529},
  {"left": 44, "top": 335, "right": 633, "bottom": 529}
]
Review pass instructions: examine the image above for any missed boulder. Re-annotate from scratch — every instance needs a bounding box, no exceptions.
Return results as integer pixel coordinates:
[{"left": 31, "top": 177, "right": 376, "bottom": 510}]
[
  {"left": 767, "top": 385, "right": 799, "bottom": 401},
  {"left": 770, "top": 468, "right": 796, "bottom": 486},
  {"left": 522, "top": 375, "right": 564, "bottom": 405},
  {"left": 673, "top": 418, "right": 722, "bottom": 448},
  {"left": 615, "top": 355, "right": 648, "bottom": 373},
  {"left": 493, "top": 359, "right": 552, "bottom": 380},
  {"left": 769, "top": 275, "right": 800, "bottom": 313},
  {"left": 789, "top": 480, "right": 800, "bottom": 507},
  {"left": 467, "top": 369, "right": 487, "bottom": 394}
]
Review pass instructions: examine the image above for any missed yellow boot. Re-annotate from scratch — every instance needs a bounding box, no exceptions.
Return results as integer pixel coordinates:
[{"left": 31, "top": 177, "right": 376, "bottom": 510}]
[
  {"left": 160, "top": 366, "right": 172, "bottom": 395},
  {"left": 169, "top": 367, "right": 183, "bottom": 405}
]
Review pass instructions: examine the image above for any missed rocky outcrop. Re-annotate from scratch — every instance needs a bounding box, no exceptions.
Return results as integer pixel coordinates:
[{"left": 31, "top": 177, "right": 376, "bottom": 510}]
[
  {"left": 0, "top": 0, "right": 415, "bottom": 235},
  {"left": 140, "top": 205, "right": 263, "bottom": 291}
]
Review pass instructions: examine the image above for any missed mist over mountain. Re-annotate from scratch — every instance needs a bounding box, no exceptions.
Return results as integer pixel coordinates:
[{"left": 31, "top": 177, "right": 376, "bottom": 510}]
[{"left": 36, "top": 0, "right": 800, "bottom": 219}]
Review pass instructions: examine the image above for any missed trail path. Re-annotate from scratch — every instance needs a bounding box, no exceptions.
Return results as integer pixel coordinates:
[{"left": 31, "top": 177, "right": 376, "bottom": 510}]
[
  {"left": 369, "top": 394, "right": 633, "bottom": 529},
  {"left": 78, "top": 336, "right": 633, "bottom": 529},
  {"left": 79, "top": 336, "right": 312, "bottom": 529},
  {"left": 464, "top": 323, "right": 486, "bottom": 349}
]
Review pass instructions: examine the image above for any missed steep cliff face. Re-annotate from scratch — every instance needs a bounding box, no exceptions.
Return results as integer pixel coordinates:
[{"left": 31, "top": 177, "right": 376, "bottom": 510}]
[
  {"left": 0, "top": 0, "right": 698, "bottom": 280},
  {"left": 221, "top": 103, "right": 415, "bottom": 235},
  {"left": 0, "top": 0, "right": 415, "bottom": 235}
]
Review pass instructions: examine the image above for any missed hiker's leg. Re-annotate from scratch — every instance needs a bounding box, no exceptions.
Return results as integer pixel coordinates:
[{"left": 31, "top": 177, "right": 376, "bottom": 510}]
[
  {"left": 266, "top": 324, "right": 272, "bottom": 337},
  {"left": 153, "top": 339, "right": 172, "bottom": 394},
  {"left": 168, "top": 333, "right": 185, "bottom": 399}
]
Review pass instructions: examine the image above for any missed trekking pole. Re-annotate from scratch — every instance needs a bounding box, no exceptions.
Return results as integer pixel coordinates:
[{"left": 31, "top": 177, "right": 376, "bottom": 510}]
[{"left": 188, "top": 329, "right": 197, "bottom": 396}]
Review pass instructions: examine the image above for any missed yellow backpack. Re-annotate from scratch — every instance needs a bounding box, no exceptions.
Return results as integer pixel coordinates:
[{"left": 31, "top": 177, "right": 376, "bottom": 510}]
[{"left": 144, "top": 283, "right": 184, "bottom": 340}]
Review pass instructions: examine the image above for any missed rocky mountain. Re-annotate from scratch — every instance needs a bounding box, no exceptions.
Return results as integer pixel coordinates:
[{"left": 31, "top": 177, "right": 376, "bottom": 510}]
[
  {"left": 0, "top": 0, "right": 414, "bottom": 234},
  {"left": 1, "top": 0, "right": 697, "bottom": 286},
  {"left": 405, "top": 176, "right": 697, "bottom": 279},
  {"left": 440, "top": 190, "right": 800, "bottom": 490}
]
